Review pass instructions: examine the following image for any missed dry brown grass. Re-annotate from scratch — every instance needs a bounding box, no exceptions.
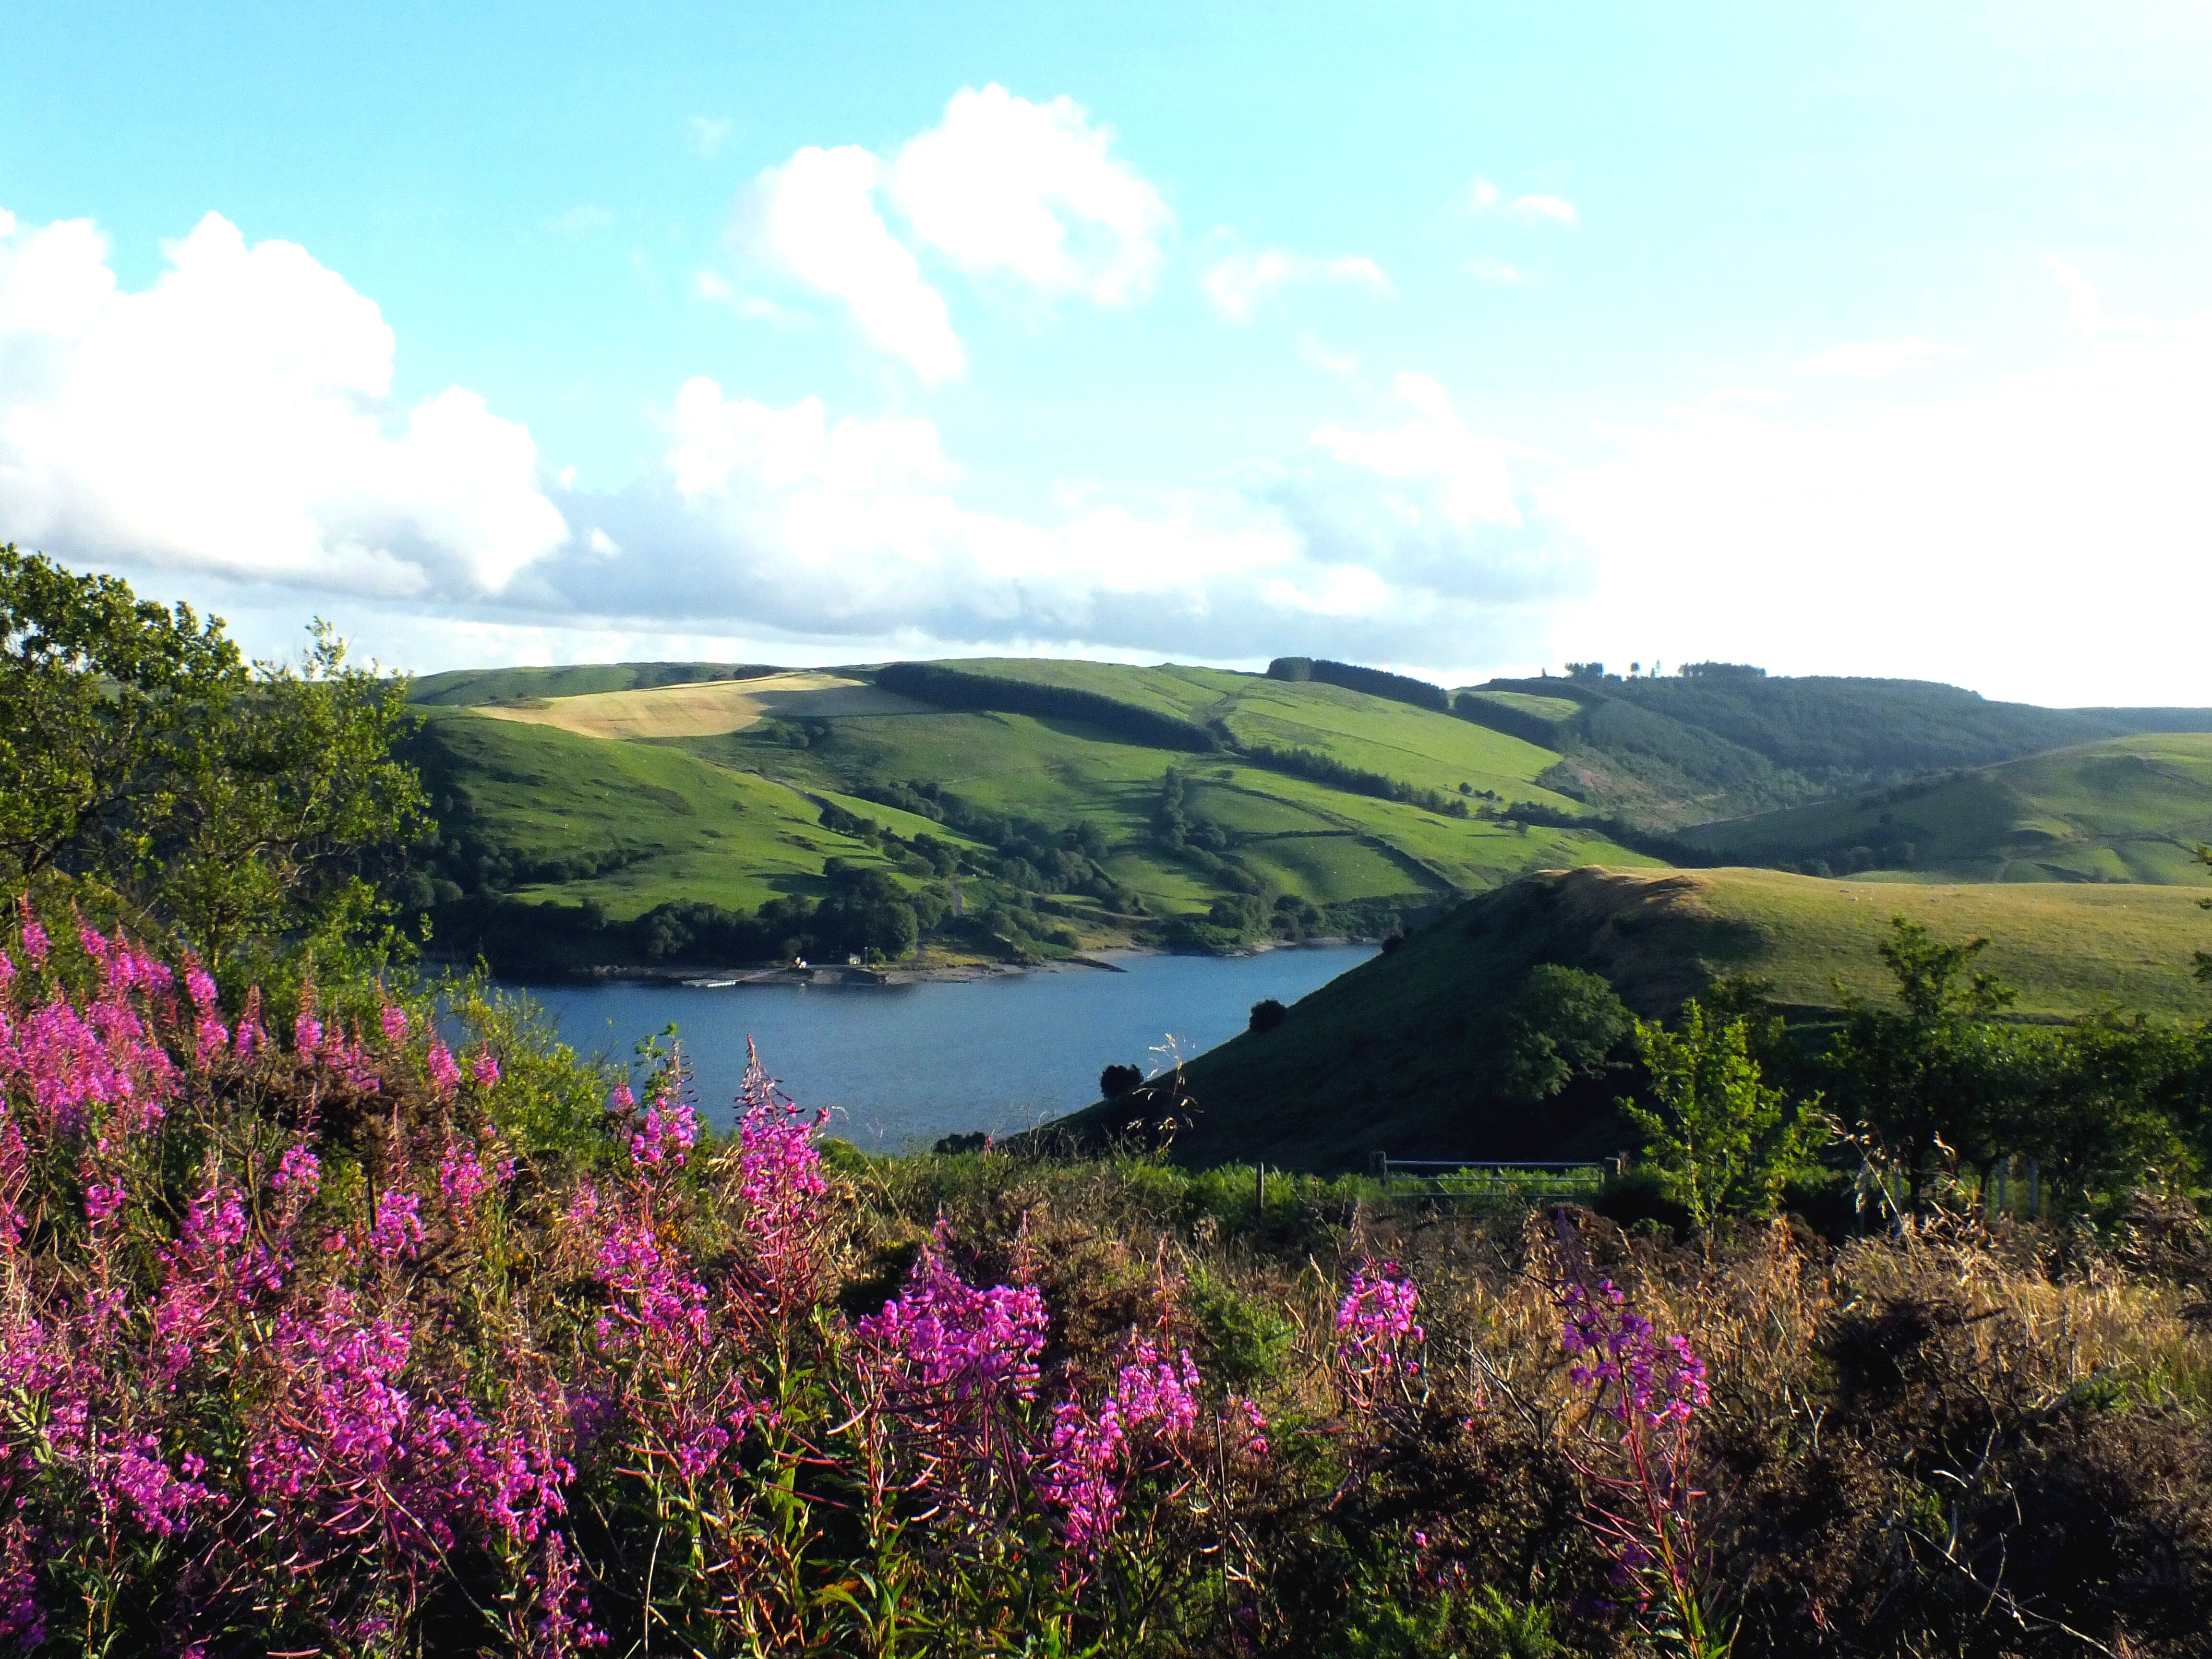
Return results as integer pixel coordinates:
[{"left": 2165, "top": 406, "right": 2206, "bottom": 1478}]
[{"left": 475, "top": 671, "right": 930, "bottom": 740}]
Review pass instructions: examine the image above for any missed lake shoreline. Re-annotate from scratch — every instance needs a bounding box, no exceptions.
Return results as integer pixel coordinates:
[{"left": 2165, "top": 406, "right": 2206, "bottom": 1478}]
[
  {"left": 509, "top": 943, "right": 1380, "bottom": 1145},
  {"left": 577, "top": 936, "right": 1369, "bottom": 991}
]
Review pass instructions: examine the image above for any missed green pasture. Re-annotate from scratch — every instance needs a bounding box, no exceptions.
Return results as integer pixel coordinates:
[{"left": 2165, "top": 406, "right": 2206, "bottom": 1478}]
[
  {"left": 1684, "top": 733, "right": 2212, "bottom": 886},
  {"left": 1068, "top": 864, "right": 2212, "bottom": 1171},
  {"left": 420, "top": 711, "right": 904, "bottom": 917},
  {"left": 1690, "top": 866, "right": 2212, "bottom": 1019}
]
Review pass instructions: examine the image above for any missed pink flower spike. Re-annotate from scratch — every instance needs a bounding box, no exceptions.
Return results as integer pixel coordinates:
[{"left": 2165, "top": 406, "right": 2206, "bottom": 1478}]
[
  {"left": 379, "top": 1003, "right": 409, "bottom": 1043},
  {"left": 471, "top": 1051, "right": 500, "bottom": 1087},
  {"left": 425, "top": 1037, "right": 461, "bottom": 1098}
]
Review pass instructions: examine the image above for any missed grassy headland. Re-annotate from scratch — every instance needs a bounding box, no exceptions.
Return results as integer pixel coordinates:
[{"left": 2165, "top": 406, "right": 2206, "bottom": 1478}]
[{"left": 1060, "top": 866, "right": 2212, "bottom": 1172}]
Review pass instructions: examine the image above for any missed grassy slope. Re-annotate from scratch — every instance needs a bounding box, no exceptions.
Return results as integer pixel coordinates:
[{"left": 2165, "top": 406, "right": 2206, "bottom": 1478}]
[
  {"left": 413, "top": 661, "right": 1656, "bottom": 932},
  {"left": 1682, "top": 734, "right": 2212, "bottom": 885},
  {"left": 951, "top": 659, "right": 1581, "bottom": 805},
  {"left": 1074, "top": 866, "right": 2212, "bottom": 1172},
  {"left": 415, "top": 710, "right": 912, "bottom": 914},
  {"left": 410, "top": 661, "right": 781, "bottom": 707},
  {"left": 673, "top": 702, "right": 1652, "bottom": 917}
]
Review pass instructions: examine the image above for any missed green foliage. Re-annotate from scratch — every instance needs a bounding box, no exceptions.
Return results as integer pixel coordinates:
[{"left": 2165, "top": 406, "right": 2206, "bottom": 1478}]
[
  {"left": 437, "top": 973, "right": 621, "bottom": 1154},
  {"left": 1497, "top": 965, "right": 1633, "bottom": 1106},
  {"left": 1324, "top": 1581, "right": 1558, "bottom": 1659},
  {"left": 0, "top": 547, "right": 428, "bottom": 986},
  {"left": 1623, "top": 1002, "right": 1831, "bottom": 1230},
  {"left": 1823, "top": 919, "right": 2018, "bottom": 1200},
  {"left": 0, "top": 543, "right": 242, "bottom": 880},
  {"left": 1186, "top": 1262, "right": 1295, "bottom": 1388}
]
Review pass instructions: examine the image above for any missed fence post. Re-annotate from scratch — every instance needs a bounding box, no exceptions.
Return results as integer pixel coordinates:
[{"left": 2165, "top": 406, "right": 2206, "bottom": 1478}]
[
  {"left": 1255, "top": 1162, "right": 1266, "bottom": 1212},
  {"left": 2028, "top": 1159, "right": 2040, "bottom": 1217}
]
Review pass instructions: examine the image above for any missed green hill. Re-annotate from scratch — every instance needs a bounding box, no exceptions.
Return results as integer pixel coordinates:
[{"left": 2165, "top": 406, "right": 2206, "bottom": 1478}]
[
  {"left": 1679, "top": 733, "right": 2212, "bottom": 884},
  {"left": 1454, "top": 669, "right": 2212, "bottom": 828},
  {"left": 409, "top": 659, "right": 1657, "bottom": 970},
  {"left": 1070, "top": 866, "right": 2212, "bottom": 1172},
  {"left": 410, "top": 660, "right": 784, "bottom": 707}
]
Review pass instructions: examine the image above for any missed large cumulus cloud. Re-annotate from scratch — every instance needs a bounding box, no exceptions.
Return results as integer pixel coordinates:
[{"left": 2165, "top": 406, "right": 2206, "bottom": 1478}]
[
  {"left": 0, "top": 208, "right": 568, "bottom": 600},
  {"left": 0, "top": 202, "right": 1587, "bottom": 673}
]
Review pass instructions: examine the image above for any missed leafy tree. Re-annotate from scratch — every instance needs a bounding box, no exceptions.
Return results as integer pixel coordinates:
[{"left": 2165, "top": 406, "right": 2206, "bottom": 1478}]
[
  {"left": 1099, "top": 1062, "right": 1142, "bottom": 1099},
  {"left": 2000, "top": 1017, "right": 2198, "bottom": 1221},
  {"left": 0, "top": 544, "right": 241, "bottom": 880},
  {"left": 0, "top": 547, "right": 429, "bottom": 984},
  {"left": 1249, "top": 998, "right": 1288, "bottom": 1033},
  {"left": 1622, "top": 1001, "right": 1830, "bottom": 1230},
  {"left": 1822, "top": 917, "right": 2016, "bottom": 1206},
  {"left": 1496, "top": 964, "right": 1633, "bottom": 1106}
]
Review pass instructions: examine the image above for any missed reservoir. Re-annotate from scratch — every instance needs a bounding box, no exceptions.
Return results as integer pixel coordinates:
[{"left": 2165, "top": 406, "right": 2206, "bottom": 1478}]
[{"left": 517, "top": 944, "right": 1377, "bottom": 1149}]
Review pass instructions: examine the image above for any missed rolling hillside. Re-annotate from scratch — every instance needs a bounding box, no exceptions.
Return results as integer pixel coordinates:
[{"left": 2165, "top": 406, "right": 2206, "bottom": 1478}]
[
  {"left": 1454, "top": 669, "right": 2212, "bottom": 828},
  {"left": 408, "top": 659, "right": 1657, "bottom": 969},
  {"left": 1062, "top": 866, "right": 2212, "bottom": 1172},
  {"left": 1679, "top": 734, "right": 2212, "bottom": 884}
]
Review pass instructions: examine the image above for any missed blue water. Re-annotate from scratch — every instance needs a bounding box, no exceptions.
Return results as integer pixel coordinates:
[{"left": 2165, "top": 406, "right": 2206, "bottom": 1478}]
[{"left": 515, "top": 946, "right": 1375, "bottom": 1150}]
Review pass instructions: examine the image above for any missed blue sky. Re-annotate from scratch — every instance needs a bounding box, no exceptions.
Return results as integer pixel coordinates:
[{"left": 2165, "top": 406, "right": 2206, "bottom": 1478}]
[{"left": 3, "top": 2, "right": 2209, "bottom": 701}]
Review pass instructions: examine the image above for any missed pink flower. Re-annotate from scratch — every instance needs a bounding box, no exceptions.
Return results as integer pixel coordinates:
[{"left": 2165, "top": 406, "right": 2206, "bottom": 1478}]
[
  {"left": 854, "top": 1230, "right": 1048, "bottom": 1407},
  {"left": 1335, "top": 1266, "right": 1424, "bottom": 1400},
  {"left": 470, "top": 1051, "right": 500, "bottom": 1088},
  {"left": 380, "top": 1004, "right": 409, "bottom": 1043},
  {"left": 630, "top": 1096, "right": 699, "bottom": 1171},
  {"left": 425, "top": 1038, "right": 461, "bottom": 1098},
  {"left": 439, "top": 1143, "right": 508, "bottom": 1211},
  {"left": 369, "top": 1190, "right": 425, "bottom": 1261},
  {"left": 1038, "top": 1338, "right": 1205, "bottom": 1558},
  {"left": 272, "top": 1145, "right": 322, "bottom": 1195}
]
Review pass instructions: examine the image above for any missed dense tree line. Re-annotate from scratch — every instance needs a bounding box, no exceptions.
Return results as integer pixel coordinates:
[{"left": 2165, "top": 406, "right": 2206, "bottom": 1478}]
[
  {"left": 1234, "top": 741, "right": 1471, "bottom": 817},
  {"left": 875, "top": 661, "right": 1222, "bottom": 752},
  {"left": 1264, "top": 655, "right": 1452, "bottom": 712}
]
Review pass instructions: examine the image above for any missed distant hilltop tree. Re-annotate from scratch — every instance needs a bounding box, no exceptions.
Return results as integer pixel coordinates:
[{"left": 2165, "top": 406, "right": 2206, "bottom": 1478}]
[
  {"left": 1681, "top": 661, "right": 1768, "bottom": 678},
  {"left": 1565, "top": 661, "right": 1607, "bottom": 681}
]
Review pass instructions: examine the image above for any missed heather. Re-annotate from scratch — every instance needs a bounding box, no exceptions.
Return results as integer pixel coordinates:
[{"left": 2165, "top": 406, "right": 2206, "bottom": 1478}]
[{"left": 4, "top": 913, "right": 2211, "bottom": 1656}]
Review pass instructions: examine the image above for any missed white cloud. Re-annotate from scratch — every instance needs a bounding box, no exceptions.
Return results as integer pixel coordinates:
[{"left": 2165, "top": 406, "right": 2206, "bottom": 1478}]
[
  {"left": 731, "top": 145, "right": 966, "bottom": 383},
  {"left": 1202, "top": 243, "right": 1391, "bottom": 323},
  {"left": 1543, "top": 314, "right": 2212, "bottom": 703},
  {"left": 545, "top": 204, "right": 615, "bottom": 237},
  {"left": 886, "top": 84, "right": 1171, "bottom": 306},
  {"left": 1467, "top": 255, "right": 1532, "bottom": 286},
  {"left": 1470, "top": 176, "right": 1579, "bottom": 225},
  {"left": 688, "top": 115, "right": 733, "bottom": 157},
  {"left": 1512, "top": 193, "right": 1578, "bottom": 226},
  {"left": 1794, "top": 337, "right": 1956, "bottom": 379},
  {"left": 1298, "top": 331, "right": 1361, "bottom": 375},
  {"left": 508, "top": 370, "right": 1581, "bottom": 663},
  {"left": 694, "top": 269, "right": 807, "bottom": 328},
  {"left": 0, "top": 206, "right": 567, "bottom": 599}
]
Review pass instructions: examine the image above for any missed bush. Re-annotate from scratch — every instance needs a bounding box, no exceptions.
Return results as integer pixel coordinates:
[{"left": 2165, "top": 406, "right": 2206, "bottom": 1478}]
[{"left": 1250, "top": 997, "right": 1289, "bottom": 1033}]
